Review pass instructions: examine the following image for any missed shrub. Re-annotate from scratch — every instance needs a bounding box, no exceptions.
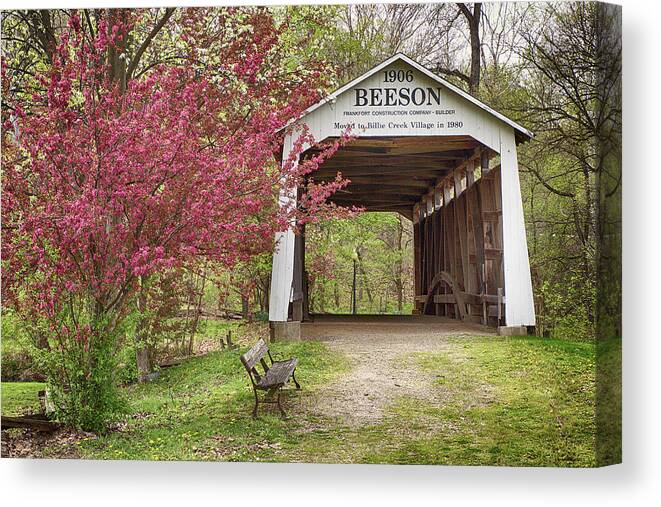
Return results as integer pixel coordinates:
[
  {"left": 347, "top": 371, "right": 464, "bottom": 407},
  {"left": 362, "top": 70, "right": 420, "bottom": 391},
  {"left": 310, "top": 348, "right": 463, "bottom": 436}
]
[{"left": 30, "top": 310, "right": 129, "bottom": 432}]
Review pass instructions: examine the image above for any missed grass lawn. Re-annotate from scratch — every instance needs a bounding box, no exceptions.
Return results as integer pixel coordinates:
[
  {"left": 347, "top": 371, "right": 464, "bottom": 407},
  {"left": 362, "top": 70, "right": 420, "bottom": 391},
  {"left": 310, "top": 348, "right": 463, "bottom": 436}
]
[
  {"left": 1, "top": 382, "right": 45, "bottom": 416},
  {"left": 79, "top": 340, "right": 349, "bottom": 461},
  {"left": 267, "top": 335, "right": 596, "bottom": 467},
  {"left": 384, "top": 336, "right": 596, "bottom": 466},
  {"left": 2, "top": 334, "right": 597, "bottom": 466}
]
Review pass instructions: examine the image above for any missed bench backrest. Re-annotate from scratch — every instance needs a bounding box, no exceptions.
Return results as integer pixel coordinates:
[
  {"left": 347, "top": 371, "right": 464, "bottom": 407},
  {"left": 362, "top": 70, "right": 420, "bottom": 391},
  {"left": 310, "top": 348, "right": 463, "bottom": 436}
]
[
  {"left": 240, "top": 338, "right": 268, "bottom": 370},
  {"left": 240, "top": 339, "right": 271, "bottom": 384}
]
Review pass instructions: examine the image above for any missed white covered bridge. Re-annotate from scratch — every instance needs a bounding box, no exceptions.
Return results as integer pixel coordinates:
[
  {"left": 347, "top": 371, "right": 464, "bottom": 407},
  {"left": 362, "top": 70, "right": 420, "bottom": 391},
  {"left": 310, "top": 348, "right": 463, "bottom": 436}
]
[{"left": 268, "top": 53, "right": 535, "bottom": 340}]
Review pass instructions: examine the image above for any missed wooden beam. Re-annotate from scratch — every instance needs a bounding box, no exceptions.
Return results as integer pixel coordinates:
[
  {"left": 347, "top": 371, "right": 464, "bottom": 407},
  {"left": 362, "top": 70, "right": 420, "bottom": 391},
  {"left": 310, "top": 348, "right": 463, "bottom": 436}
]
[
  {"left": 316, "top": 169, "right": 447, "bottom": 180},
  {"left": 320, "top": 155, "right": 467, "bottom": 167},
  {"left": 336, "top": 187, "right": 424, "bottom": 197},
  {"left": 330, "top": 198, "right": 419, "bottom": 206},
  {"left": 323, "top": 177, "right": 434, "bottom": 188}
]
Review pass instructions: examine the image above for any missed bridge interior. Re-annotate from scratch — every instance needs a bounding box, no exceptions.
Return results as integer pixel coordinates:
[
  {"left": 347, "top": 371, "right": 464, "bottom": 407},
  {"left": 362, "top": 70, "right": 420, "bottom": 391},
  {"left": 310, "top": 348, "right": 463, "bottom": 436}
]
[{"left": 294, "top": 135, "right": 507, "bottom": 327}]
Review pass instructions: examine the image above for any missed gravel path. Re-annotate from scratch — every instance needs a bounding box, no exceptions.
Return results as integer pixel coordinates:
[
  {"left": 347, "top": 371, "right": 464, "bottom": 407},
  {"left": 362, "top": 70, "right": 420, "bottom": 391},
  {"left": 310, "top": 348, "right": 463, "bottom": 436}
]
[{"left": 299, "top": 316, "right": 493, "bottom": 426}]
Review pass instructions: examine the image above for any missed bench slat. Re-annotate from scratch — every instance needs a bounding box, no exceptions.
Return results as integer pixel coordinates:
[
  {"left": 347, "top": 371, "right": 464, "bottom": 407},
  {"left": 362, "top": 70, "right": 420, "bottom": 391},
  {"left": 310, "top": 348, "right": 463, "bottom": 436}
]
[
  {"left": 240, "top": 338, "right": 268, "bottom": 370},
  {"left": 256, "top": 359, "right": 298, "bottom": 389}
]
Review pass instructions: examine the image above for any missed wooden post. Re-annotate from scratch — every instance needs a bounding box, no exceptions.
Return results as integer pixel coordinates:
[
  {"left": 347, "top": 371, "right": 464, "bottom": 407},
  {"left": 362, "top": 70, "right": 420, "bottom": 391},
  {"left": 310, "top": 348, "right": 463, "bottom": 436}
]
[
  {"left": 269, "top": 136, "right": 299, "bottom": 325},
  {"left": 481, "top": 148, "right": 490, "bottom": 176},
  {"left": 352, "top": 257, "right": 357, "bottom": 315},
  {"left": 466, "top": 159, "right": 475, "bottom": 187},
  {"left": 291, "top": 185, "right": 305, "bottom": 322},
  {"left": 291, "top": 229, "right": 304, "bottom": 322},
  {"left": 482, "top": 264, "right": 488, "bottom": 325},
  {"left": 434, "top": 188, "right": 442, "bottom": 316},
  {"left": 413, "top": 204, "right": 421, "bottom": 314},
  {"left": 301, "top": 222, "right": 310, "bottom": 321}
]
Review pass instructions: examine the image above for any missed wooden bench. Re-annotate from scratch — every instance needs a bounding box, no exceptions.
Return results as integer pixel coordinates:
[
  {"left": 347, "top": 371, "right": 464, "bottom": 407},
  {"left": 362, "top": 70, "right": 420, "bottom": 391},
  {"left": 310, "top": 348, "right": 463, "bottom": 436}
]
[{"left": 240, "top": 338, "right": 301, "bottom": 418}]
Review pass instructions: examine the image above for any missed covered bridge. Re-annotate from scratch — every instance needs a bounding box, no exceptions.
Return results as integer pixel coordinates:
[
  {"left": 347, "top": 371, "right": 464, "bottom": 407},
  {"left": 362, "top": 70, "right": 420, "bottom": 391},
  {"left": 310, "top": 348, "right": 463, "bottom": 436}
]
[{"left": 269, "top": 53, "right": 535, "bottom": 340}]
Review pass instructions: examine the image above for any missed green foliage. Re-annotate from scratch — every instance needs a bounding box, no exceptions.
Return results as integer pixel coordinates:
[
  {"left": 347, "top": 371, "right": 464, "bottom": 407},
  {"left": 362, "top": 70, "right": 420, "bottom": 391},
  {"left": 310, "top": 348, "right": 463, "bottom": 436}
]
[
  {"left": 537, "top": 270, "right": 596, "bottom": 341},
  {"left": 307, "top": 212, "right": 414, "bottom": 314},
  {"left": 1, "top": 382, "right": 45, "bottom": 416},
  {"left": 29, "top": 310, "right": 131, "bottom": 433},
  {"left": 1, "top": 309, "right": 28, "bottom": 355},
  {"left": 194, "top": 319, "right": 239, "bottom": 339},
  {"left": 114, "top": 342, "right": 140, "bottom": 386},
  {"left": 1, "top": 309, "right": 42, "bottom": 381}
]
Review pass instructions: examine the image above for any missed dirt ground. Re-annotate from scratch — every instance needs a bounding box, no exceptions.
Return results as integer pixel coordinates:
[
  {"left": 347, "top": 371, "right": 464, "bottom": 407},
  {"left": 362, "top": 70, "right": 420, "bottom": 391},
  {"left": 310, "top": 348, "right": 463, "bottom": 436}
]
[{"left": 298, "top": 315, "right": 494, "bottom": 425}]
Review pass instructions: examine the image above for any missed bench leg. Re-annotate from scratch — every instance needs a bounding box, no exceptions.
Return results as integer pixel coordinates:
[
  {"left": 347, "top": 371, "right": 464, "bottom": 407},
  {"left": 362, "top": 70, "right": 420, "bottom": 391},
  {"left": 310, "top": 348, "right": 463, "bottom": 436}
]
[
  {"left": 292, "top": 369, "right": 301, "bottom": 390},
  {"left": 276, "top": 391, "right": 287, "bottom": 418},
  {"left": 252, "top": 389, "right": 259, "bottom": 419}
]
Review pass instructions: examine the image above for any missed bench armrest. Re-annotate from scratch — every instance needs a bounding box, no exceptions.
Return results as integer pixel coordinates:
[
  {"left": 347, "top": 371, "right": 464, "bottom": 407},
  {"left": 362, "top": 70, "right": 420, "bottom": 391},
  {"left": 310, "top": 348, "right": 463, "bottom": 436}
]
[{"left": 268, "top": 350, "right": 293, "bottom": 365}]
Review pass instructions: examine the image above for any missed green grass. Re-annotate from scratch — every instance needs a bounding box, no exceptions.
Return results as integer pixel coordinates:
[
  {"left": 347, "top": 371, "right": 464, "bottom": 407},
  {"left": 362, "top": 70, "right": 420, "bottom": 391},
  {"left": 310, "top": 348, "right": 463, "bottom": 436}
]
[
  {"left": 77, "top": 340, "right": 349, "bottom": 461},
  {"left": 191, "top": 318, "right": 241, "bottom": 339},
  {"left": 596, "top": 336, "right": 622, "bottom": 465},
  {"left": 1, "top": 382, "right": 45, "bottom": 416},
  {"left": 367, "top": 336, "right": 597, "bottom": 466},
  {"left": 1, "top": 334, "right": 598, "bottom": 466},
  {"left": 266, "top": 335, "right": 596, "bottom": 467}
]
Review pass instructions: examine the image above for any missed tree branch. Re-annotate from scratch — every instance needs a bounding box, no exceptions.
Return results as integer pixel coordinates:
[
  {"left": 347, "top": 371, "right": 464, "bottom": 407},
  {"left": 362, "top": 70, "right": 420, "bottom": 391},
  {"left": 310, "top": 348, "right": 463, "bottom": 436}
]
[
  {"left": 126, "top": 7, "right": 176, "bottom": 82},
  {"left": 457, "top": 3, "right": 473, "bottom": 21},
  {"left": 434, "top": 66, "right": 470, "bottom": 84}
]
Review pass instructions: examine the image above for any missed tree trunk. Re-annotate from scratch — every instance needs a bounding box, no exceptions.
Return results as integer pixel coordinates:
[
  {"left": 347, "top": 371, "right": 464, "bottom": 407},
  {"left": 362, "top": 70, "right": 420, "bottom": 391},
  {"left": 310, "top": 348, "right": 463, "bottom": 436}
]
[
  {"left": 463, "top": 3, "right": 482, "bottom": 96},
  {"left": 395, "top": 215, "right": 405, "bottom": 312},
  {"left": 333, "top": 282, "right": 340, "bottom": 309},
  {"left": 188, "top": 266, "right": 207, "bottom": 356},
  {"left": 241, "top": 295, "right": 251, "bottom": 321},
  {"left": 355, "top": 249, "right": 373, "bottom": 306},
  {"left": 318, "top": 283, "right": 326, "bottom": 313},
  {"left": 135, "top": 275, "right": 152, "bottom": 382}
]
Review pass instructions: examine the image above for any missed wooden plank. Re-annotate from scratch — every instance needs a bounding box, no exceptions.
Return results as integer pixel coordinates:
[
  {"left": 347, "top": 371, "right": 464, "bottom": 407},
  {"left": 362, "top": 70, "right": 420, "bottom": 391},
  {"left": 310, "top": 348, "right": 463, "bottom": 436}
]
[
  {"left": 432, "top": 294, "right": 455, "bottom": 304},
  {"left": 456, "top": 192, "right": 470, "bottom": 294},
  {"left": 305, "top": 135, "right": 477, "bottom": 150},
  {"left": 335, "top": 189, "right": 424, "bottom": 199},
  {"left": 413, "top": 216, "right": 422, "bottom": 309},
  {"left": 468, "top": 184, "right": 485, "bottom": 292},
  {"left": 466, "top": 159, "right": 475, "bottom": 187},
  {"left": 318, "top": 152, "right": 470, "bottom": 165},
  {"left": 257, "top": 359, "right": 299, "bottom": 388},
  {"left": 425, "top": 204, "right": 433, "bottom": 308},
  {"left": 240, "top": 339, "right": 269, "bottom": 370},
  {"left": 1, "top": 415, "right": 60, "bottom": 432},
  {"left": 316, "top": 169, "right": 446, "bottom": 181},
  {"left": 443, "top": 200, "right": 453, "bottom": 317},
  {"left": 466, "top": 194, "right": 479, "bottom": 299},
  {"left": 482, "top": 210, "right": 500, "bottom": 222},
  {"left": 330, "top": 196, "right": 419, "bottom": 205},
  {"left": 327, "top": 177, "right": 434, "bottom": 189},
  {"left": 433, "top": 203, "right": 441, "bottom": 314},
  {"left": 493, "top": 168, "right": 505, "bottom": 292}
]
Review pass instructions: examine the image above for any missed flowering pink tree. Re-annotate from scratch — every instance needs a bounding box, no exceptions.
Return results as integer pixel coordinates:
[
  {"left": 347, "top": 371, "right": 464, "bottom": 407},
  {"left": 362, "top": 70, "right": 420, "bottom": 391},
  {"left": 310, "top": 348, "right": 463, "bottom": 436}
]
[{"left": 1, "top": 9, "right": 347, "bottom": 429}]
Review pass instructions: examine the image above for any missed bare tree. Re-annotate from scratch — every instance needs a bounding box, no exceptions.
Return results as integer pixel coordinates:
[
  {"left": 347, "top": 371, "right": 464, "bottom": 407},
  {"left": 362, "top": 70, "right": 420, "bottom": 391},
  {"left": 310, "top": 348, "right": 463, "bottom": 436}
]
[
  {"left": 515, "top": 2, "right": 621, "bottom": 334},
  {"left": 333, "top": 3, "right": 440, "bottom": 81},
  {"left": 433, "top": 3, "right": 483, "bottom": 96}
]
